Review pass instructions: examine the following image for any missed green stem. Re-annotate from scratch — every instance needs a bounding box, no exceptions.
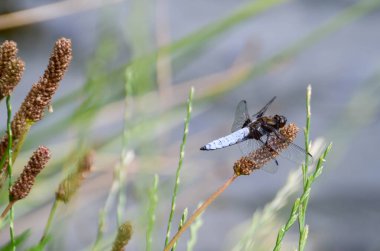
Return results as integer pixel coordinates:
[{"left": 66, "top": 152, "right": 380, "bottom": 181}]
[
  {"left": 116, "top": 70, "right": 134, "bottom": 226},
  {"left": 6, "top": 96, "right": 15, "bottom": 251},
  {"left": 273, "top": 144, "right": 332, "bottom": 251},
  {"left": 298, "top": 85, "right": 312, "bottom": 249},
  {"left": 40, "top": 199, "right": 59, "bottom": 244},
  {"left": 146, "top": 174, "right": 159, "bottom": 251},
  {"left": 164, "top": 87, "right": 194, "bottom": 248},
  {"left": 303, "top": 85, "right": 311, "bottom": 188}
]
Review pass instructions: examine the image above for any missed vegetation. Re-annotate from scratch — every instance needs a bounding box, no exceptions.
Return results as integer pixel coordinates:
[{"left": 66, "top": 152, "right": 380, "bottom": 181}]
[{"left": 0, "top": 0, "right": 378, "bottom": 250}]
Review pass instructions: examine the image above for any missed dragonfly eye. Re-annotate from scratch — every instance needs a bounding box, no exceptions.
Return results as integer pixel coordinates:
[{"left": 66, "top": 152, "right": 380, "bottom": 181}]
[
  {"left": 280, "top": 115, "right": 287, "bottom": 127},
  {"left": 275, "top": 115, "right": 287, "bottom": 127}
]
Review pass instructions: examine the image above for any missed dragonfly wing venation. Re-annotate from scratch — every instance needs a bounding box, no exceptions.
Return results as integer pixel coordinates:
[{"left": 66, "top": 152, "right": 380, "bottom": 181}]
[
  {"left": 252, "top": 96, "right": 276, "bottom": 118},
  {"left": 265, "top": 134, "right": 310, "bottom": 166},
  {"left": 237, "top": 138, "right": 261, "bottom": 157},
  {"left": 231, "top": 100, "right": 250, "bottom": 132}
]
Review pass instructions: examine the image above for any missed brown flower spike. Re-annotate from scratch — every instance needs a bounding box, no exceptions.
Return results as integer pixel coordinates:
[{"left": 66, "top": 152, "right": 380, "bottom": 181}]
[
  {"left": 0, "top": 57, "right": 25, "bottom": 100},
  {"left": 233, "top": 123, "right": 299, "bottom": 176},
  {"left": 0, "top": 38, "right": 72, "bottom": 171},
  {"left": 55, "top": 151, "right": 93, "bottom": 203},
  {"left": 0, "top": 41, "right": 18, "bottom": 74},
  {"left": 0, "top": 40, "right": 25, "bottom": 100},
  {"left": 10, "top": 146, "right": 51, "bottom": 201},
  {"left": 19, "top": 37, "right": 72, "bottom": 122},
  {"left": 111, "top": 221, "right": 133, "bottom": 251}
]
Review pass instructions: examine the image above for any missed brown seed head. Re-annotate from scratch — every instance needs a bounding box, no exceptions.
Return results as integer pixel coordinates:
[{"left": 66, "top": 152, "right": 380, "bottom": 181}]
[
  {"left": 21, "top": 37, "right": 72, "bottom": 122},
  {"left": 0, "top": 38, "right": 72, "bottom": 173},
  {"left": 55, "top": 151, "right": 93, "bottom": 203},
  {"left": 233, "top": 123, "right": 299, "bottom": 176},
  {"left": 0, "top": 41, "right": 18, "bottom": 76},
  {"left": 111, "top": 221, "right": 133, "bottom": 251},
  {"left": 10, "top": 146, "right": 51, "bottom": 201},
  {"left": 0, "top": 57, "right": 25, "bottom": 99}
]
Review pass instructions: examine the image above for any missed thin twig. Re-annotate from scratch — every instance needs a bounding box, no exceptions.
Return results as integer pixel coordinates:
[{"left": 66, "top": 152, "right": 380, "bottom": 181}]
[{"left": 164, "top": 174, "right": 238, "bottom": 251}]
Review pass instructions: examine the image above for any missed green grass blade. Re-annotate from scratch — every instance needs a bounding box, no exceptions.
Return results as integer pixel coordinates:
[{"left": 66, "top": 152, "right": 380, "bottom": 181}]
[
  {"left": 146, "top": 174, "right": 159, "bottom": 251},
  {"left": 164, "top": 87, "right": 194, "bottom": 247},
  {"left": 172, "top": 208, "right": 188, "bottom": 251}
]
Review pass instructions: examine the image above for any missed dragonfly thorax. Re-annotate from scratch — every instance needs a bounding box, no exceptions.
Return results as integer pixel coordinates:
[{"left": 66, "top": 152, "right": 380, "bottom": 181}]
[{"left": 247, "top": 115, "right": 287, "bottom": 140}]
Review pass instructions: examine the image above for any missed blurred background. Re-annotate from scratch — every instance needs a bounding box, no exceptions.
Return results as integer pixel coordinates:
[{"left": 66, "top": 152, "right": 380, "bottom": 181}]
[{"left": 0, "top": 0, "right": 380, "bottom": 250}]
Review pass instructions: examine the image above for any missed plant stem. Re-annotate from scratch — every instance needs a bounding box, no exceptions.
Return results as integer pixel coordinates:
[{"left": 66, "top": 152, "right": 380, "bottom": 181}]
[
  {"left": 298, "top": 85, "right": 312, "bottom": 250},
  {"left": 146, "top": 174, "right": 159, "bottom": 251},
  {"left": 40, "top": 199, "right": 59, "bottom": 243},
  {"left": 303, "top": 85, "right": 311, "bottom": 188},
  {"left": 273, "top": 143, "right": 332, "bottom": 251},
  {"left": 164, "top": 87, "right": 194, "bottom": 247},
  {"left": 164, "top": 174, "right": 238, "bottom": 251},
  {"left": 0, "top": 201, "right": 15, "bottom": 220},
  {"left": 6, "top": 96, "right": 15, "bottom": 251}
]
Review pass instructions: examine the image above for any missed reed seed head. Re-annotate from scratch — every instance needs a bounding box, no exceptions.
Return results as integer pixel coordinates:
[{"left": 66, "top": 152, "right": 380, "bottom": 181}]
[
  {"left": 233, "top": 123, "right": 299, "bottom": 176},
  {"left": 111, "top": 221, "right": 133, "bottom": 251},
  {"left": 0, "top": 38, "right": 72, "bottom": 174},
  {"left": 0, "top": 57, "right": 25, "bottom": 99},
  {"left": 10, "top": 146, "right": 51, "bottom": 201},
  {"left": 0, "top": 41, "right": 18, "bottom": 75},
  {"left": 55, "top": 151, "right": 93, "bottom": 203},
  {"left": 21, "top": 37, "right": 72, "bottom": 122}
]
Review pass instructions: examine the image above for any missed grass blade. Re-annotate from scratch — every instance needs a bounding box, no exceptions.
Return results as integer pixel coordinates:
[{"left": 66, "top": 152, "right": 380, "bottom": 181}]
[
  {"left": 146, "top": 174, "right": 159, "bottom": 251},
  {"left": 164, "top": 87, "right": 194, "bottom": 247}
]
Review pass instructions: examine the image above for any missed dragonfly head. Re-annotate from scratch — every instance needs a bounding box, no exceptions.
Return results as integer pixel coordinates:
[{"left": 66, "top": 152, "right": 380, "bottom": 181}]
[{"left": 274, "top": 115, "right": 287, "bottom": 128}]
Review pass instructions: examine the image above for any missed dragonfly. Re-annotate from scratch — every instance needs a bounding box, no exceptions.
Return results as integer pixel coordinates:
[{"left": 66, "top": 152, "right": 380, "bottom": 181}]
[{"left": 200, "top": 97, "right": 313, "bottom": 172}]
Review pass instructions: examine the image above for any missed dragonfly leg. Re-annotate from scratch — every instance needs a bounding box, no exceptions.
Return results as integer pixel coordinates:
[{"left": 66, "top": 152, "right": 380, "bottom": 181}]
[{"left": 259, "top": 138, "right": 277, "bottom": 153}]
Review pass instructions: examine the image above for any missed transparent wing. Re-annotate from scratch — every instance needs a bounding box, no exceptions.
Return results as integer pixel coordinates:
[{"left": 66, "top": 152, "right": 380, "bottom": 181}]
[
  {"left": 240, "top": 137, "right": 279, "bottom": 174},
  {"left": 266, "top": 132, "right": 313, "bottom": 166},
  {"left": 261, "top": 160, "right": 279, "bottom": 174},
  {"left": 279, "top": 142, "right": 314, "bottom": 165},
  {"left": 231, "top": 100, "right": 251, "bottom": 133},
  {"left": 252, "top": 96, "right": 276, "bottom": 118},
  {"left": 237, "top": 138, "right": 260, "bottom": 156}
]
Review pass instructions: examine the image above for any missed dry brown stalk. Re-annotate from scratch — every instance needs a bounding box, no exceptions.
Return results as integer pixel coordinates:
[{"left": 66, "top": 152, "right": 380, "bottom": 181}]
[
  {"left": 55, "top": 151, "right": 93, "bottom": 203},
  {"left": 111, "top": 221, "right": 133, "bottom": 251}
]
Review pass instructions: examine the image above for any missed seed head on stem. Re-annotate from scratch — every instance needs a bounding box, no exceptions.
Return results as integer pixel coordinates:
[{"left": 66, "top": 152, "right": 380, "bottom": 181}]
[
  {"left": 10, "top": 146, "right": 51, "bottom": 201},
  {"left": 233, "top": 123, "right": 299, "bottom": 176}
]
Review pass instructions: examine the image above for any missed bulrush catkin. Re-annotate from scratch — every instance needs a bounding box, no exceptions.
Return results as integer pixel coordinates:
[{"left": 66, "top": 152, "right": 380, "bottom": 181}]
[
  {"left": 233, "top": 123, "right": 299, "bottom": 176},
  {"left": 10, "top": 146, "right": 51, "bottom": 201}
]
